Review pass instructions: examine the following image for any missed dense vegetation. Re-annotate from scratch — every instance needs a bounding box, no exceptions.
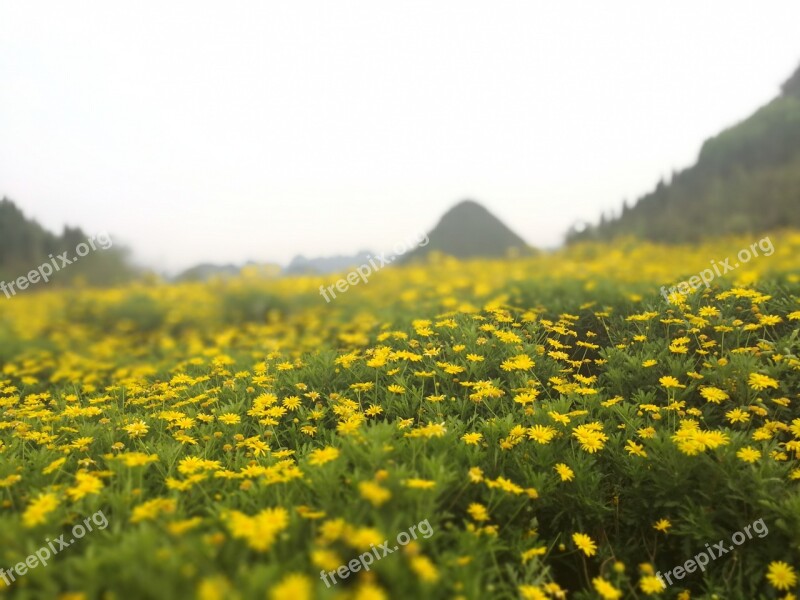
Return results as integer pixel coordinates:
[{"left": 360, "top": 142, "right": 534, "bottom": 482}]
[{"left": 1, "top": 232, "right": 799, "bottom": 599}]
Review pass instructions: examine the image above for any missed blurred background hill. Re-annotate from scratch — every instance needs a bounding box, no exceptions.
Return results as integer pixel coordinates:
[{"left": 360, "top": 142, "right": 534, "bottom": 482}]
[
  {"left": 568, "top": 62, "right": 800, "bottom": 244},
  {"left": 400, "top": 199, "right": 530, "bottom": 263},
  {"left": 0, "top": 197, "right": 136, "bottom": 286},
  {"left": 283, "top": 251, "right": 373, "bottom": 275}
]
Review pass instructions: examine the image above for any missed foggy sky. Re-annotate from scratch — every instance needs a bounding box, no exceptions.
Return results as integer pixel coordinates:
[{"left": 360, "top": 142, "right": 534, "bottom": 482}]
[{"left": 1, "top": 1, "right": 799, "bottom": 272}]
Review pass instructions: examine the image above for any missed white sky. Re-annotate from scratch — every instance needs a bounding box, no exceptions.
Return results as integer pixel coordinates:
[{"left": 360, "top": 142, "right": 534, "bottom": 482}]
[{"left": 1, "top": 2, "right": 799, "bottom": 273}]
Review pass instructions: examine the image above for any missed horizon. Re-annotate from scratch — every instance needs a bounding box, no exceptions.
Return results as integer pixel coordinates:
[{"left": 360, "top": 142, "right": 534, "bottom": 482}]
[
  {"left": 1, "top": 196, "right": 552, "bottom": 275},
  {"left": 2, "top": 1, "right": 799, "bottom": 272}
]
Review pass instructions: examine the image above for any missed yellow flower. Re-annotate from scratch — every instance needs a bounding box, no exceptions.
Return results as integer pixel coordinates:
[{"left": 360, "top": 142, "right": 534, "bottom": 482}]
[
  {"left": 365, "top": 404, "right": 383, "bottom": 417},
  {"left": 310, "top": 548, "right": 341, "bottom": 571},
  {"left": 528, "top": 425, "right": 557, "bottom": 444},
  {"left": 639, "top": 575, "right": 666, "bottom": 594},
  {"left": 66, "top": 471, "right": 104, "bottom": 501},
  {"left": 467, "top": 503, "right": 489, "bottom": 522},
  {"left": 307, "top": 446, "right": 340, "bottom": 466},
  {"left": 196, "top": 576, "right": 233, "bottom": 600},
  {"left": 668, "top": 342, "right": 689, "bottom": 354},
  {"left": 0, "top": 474, "right": 22, "bottom": 488},
  {"left": 43, "top": 457, "right": 67, "bottom": 475},
  {"left": 352, "top": 582, "right": 389, "bottom": 600},
  {"left": 572, "top": 423, "right": 608, "bottom": 453},
  {"left": 468, "top": 467, "right": 484, "bottom": 483},
  {"left": 698, "top": 306, "right": 720, "bottom": 317},
  {"left": 403, "top": 478, "right": 436, "bottom": 489},
  {"left": 659, "top": 376, "right": 684, "bottom": 389},
  {"left": 700, "top": 386, "right": 729, "bottom": 403},
  {"left": 500, "top": 354, "right": 535, "bottom": 371},
  {"left": 22, "top": 492, "right": 60, "bottom": 528},
  {"left": 409, "top": 555, "right": 439, "bottom": 583},
  {"left": 167, "top": 517, "right": 204, "bottom": 536},
  {"left": 131, "top": 497, "right": 177, "bottom": 523},
  {"left": 625, "top": 440, "right": 647, "bottom": 457},
  {"left": 317, "top": 518, "right": 347, "bottom": 543},
  {"left": 269, "top": 573, "right": 312, "bottom": 600},
  {"left": 554, "top": 463, "right": 574, "bottom": 482},
  {"left": 653, "top": 518, "right": 671, "bottom": 532},
  {"left": 518, "top": 586, "right": 548, "bottom": 600},
  {"left": 178, "top": 456, "right": 221, "bottom": 475},
  {"left": 114, "top": 452, "right": 160, "bottom": 467},
  {"left": 638, "top": 426, "right": 657, "bottom": 439},
  {"left": 282, "top": 396, "right": 302, "bottom": 410},
  {"left": 766, "top": 561, "right": 797, "bottom": 591},
  {"left": 485, "top": 475, "right": 524, "bottom": 495},
  {"left": 405, "top": 422, "right": 447, "bottom": 439},
  {"left": 217, "top": 413, "right": 241, "bottom": 425},
  {"left": 461, "top": 432, "right": 483, "bottom": 445},
  {"left": 512, "top": 391, "right": 538, "bottom": 405},
  {"left": 358, "top": 481, "right": 391, "bottom": 507},
  {"left": 726, "top": 408, "right": 750, "bottom": 424},
  {"left": 592, "top": 576, "right": 621, "bottom": 599},
  {"left": 350, "top": 526, "right": 384, "bottom": 548},
  {"left": 70, "top": 436, "right": 95, "bottom": 451},
  {"left": 519, "top": 545, "right": 547, "bottom": 564},
  {"left": 758, "top": 314, "right": 782, "bottom": 326},
  {"left": 572, "top": 532, "right": 597, "bottom": 556},
  {"left": 225, "top": 506, "right": 289, "bottom": 552},
  {"left": 749, "top": 373, "right": 779, "bottom": 391},
  {"left": 737, "top": 446, "right": 761, "bottom": 463},
  {"left": 671, "top": 421, "right": 730, "bottom": 455},
  {"left": 124, "top": 421, "right": 149, "bottom": 438}
]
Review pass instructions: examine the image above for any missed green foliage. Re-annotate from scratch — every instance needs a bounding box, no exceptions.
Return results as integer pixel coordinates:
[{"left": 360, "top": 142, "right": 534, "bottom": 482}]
[{"left": 0, "top": 197, "right": 137, "bottom": 287}]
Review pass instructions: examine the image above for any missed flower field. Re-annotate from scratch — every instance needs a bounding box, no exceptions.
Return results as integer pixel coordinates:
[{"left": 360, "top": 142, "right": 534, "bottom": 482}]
[{"left": 1, "top": 233, "right": 800, "bottom": 599}]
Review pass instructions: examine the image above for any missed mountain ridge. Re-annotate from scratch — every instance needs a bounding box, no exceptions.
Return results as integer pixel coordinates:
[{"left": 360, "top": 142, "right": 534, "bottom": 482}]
[{"left": 400, "top": 199, "right": 530, "bottom": 262}]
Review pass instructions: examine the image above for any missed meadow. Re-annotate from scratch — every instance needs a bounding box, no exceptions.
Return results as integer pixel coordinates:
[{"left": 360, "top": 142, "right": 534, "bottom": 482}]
[{"left": 1, "top": 232, "right": 800, "bottom": 599}]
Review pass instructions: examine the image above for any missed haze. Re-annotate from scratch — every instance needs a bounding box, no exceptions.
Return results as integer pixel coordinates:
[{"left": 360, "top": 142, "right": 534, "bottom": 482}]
[{"left": 1, "top": 1, "right": 799, "bottom": 273}]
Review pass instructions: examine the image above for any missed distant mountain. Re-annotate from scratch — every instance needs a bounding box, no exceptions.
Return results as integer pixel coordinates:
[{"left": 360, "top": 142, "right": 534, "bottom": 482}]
[
  {"left": 174, "top": 263, "right": 242, "bottom": 282},
  {"left": 284, "top": 251, "right": 372, "bottom": 275},
  {"left": 401, "top": 199, "right": 529, "bottom": 262},
  {"left": 175, "top": 261, "right": 281, "bottom": 282},
  {"left": 568, "top": 61, "right": 800, "bottom": 244}
]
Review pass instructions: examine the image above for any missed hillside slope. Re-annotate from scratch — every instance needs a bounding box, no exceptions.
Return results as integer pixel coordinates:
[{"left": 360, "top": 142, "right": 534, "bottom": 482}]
[
  {"left": 0, "top": 197, "right": 135, "bottom": 285},
  {"left": 568, "top": 62, "right": 800, "bottom": 244},
  {"left": 401, "top": 199, "right": 529, "bottom": 262}
]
